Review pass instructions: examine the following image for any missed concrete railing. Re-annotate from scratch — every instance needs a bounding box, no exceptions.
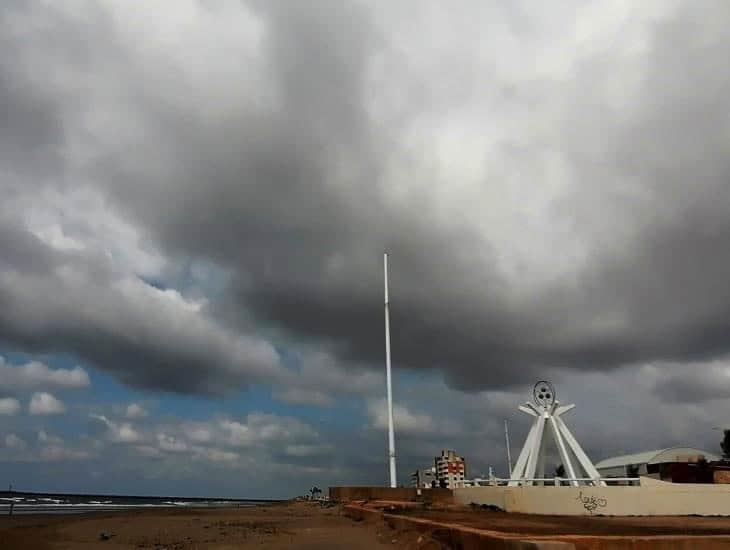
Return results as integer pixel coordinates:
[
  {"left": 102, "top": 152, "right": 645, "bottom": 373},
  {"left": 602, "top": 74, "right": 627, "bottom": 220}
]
[{"left": 463, "top": 477, "right": 641, "bottom": 487}]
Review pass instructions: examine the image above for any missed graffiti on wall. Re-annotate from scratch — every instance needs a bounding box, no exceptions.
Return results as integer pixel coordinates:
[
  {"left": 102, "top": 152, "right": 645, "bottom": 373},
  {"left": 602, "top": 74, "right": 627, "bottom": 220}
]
[{"left": 576, "top": 491, "right": 607, "bottom": 514}]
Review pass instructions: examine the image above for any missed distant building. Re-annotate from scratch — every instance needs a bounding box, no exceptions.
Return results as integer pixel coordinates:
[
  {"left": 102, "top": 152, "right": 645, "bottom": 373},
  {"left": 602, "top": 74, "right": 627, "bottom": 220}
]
[
  {"left": 410, "top": 466, "right": 436, "bottom": 488},
  {"left": 595, "top": 447, "right": 719, "bottom": 481},
  {"left": 435, "top": 449, "right": 466, "bottom": 488}
]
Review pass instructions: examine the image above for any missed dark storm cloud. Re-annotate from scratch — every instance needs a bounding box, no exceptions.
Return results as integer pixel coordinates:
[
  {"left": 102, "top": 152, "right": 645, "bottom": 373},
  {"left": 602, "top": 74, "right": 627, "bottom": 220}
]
[
  {"left": 642, "top": 359, "right": 730, "bottom": 404},
  {"left": 0, "top": 219, "right": 284, "bottom": 394},
  {"left": 2, "top": 0, "right": 730, "bottom": 396}
]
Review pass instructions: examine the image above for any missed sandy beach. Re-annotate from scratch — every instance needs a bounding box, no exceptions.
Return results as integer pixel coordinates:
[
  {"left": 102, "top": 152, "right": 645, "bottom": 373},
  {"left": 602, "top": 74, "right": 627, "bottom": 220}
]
[
  {"left": 7, "top": 498, "right": 730, "bottom": 549},
  {"left": 9, "top": 498, "right": 730, "bottom": 550},
  {"left": 0, "top": 501, "right": 438, "bottom": 549}
]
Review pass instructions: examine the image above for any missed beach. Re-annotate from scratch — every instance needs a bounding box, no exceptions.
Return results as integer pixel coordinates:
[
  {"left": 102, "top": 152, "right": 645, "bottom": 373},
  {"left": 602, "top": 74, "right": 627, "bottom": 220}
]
[
  {"left": 7, "top": 498, "right": 730, "bottom": 548},
  {"left": 0, "top": 501, "right": 435, "bottom": 549}
]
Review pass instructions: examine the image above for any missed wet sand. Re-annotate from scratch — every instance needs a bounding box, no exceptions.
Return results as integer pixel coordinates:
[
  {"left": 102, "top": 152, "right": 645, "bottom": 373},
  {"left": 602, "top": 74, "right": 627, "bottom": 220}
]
[{"left": 0, "top": 501, "right": 439, "bottom": 549}]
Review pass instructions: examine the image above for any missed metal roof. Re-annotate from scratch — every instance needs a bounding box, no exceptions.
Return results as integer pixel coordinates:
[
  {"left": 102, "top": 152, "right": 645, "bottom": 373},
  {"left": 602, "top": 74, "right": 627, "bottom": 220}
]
[{"left": 595, "top": 447, "right": 720, "bottom": 470}]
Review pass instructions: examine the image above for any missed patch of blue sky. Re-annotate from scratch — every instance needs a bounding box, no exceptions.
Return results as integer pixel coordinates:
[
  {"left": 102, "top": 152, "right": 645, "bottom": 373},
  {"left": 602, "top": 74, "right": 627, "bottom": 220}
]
[
  {"left": 0, "top": 346, "right": 372, "bottom": 435},
  {"left": 137, "top": 257, "right": 231, "bottom": 301}
]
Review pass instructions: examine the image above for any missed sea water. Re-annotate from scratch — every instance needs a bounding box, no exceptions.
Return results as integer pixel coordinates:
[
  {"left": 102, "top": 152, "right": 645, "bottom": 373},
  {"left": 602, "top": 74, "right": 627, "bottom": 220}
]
[{"left": 0, "top": 491, "right": 278, "bottom": 515}]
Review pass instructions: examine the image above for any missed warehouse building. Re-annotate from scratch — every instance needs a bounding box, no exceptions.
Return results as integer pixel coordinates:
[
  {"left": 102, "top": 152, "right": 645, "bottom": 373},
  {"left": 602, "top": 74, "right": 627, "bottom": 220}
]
[{"left": 595, "top": 447, "right": 719, "bottom": 482}]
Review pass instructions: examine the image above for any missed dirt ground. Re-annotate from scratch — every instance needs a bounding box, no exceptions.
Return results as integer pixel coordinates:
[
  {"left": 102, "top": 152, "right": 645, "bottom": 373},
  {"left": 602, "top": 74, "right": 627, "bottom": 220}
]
[
  {"left": 389, "top": 505, "right": 730, "bottom": 536},
  {"left": 0, "top": 501, "right": 441, "bottom": 550},
  {"left": 5, "top": 500, "right": 730, "bottom": 549}
]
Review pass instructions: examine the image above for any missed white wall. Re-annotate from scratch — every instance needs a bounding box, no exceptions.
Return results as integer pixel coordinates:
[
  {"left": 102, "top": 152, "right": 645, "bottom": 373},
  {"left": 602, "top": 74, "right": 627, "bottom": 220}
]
[{"left": 454, "top": 477, "right": 730, "bottom": 516}]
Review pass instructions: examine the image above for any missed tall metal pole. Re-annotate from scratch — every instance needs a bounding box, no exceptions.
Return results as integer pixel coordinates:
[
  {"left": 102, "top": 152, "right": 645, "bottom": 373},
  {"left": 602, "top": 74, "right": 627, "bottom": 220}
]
[
  {"left": 384, "top": 253, "right": 397, "bottom": 487},
  {"left": 504, "top": 419, "right": 513, "bottom": 476}
]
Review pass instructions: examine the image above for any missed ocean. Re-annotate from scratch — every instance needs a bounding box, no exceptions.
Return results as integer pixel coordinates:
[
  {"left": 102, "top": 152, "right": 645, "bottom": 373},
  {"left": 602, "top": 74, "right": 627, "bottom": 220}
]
[{"left": 0, "top": 491, "right": 281, "bottom": 515}]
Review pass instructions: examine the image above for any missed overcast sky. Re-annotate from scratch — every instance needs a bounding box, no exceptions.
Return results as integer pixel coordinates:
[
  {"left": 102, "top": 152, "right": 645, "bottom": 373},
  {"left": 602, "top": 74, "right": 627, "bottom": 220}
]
[{"left": 2, "top": 0, "right": 730, "bottom": 498}]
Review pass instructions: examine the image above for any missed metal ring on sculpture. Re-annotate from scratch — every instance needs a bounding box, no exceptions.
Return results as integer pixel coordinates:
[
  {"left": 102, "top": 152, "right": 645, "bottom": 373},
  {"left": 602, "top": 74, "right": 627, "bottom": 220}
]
[{"left": 533, "top": 381, "right": 555, "bottom": 408}]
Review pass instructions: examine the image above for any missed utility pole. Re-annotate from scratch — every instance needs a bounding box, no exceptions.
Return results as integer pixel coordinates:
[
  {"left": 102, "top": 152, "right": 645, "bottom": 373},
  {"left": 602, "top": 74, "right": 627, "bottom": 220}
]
[{"left": 505, "top": 419, "right": 513, "bottom": 476}]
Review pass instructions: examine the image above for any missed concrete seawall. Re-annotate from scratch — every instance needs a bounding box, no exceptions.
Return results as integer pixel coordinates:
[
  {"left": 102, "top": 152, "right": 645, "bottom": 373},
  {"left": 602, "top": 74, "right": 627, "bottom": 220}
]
[
  {"left": 455, "top": 477, "right": 730, "bottom": 516},
  {"left": 329, "top": 486, "right": 453, "bottom": 504}
]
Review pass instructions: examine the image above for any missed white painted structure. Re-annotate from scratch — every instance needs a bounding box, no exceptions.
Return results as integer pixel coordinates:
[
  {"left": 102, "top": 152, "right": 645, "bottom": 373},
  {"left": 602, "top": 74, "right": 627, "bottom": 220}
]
[
  {"left": 509, "top": 382, "right": 603, "bottom": 487},
  {"left": 383, "top": 253, "right": 397, "bottom": 488},
  {"left": 455, "top": 477, "right": 730, "bottom": 516},
  {"left": 504, "top": 419, "right": 512, "bottom": 474}
]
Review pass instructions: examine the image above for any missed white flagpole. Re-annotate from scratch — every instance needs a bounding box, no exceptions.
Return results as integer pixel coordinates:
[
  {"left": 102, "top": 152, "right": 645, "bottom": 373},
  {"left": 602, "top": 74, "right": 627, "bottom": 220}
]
[
  {"left": 384, "top": 253, "right": 397, "bottom": 487},
  {"left": 505, "top": 419, "right": 513, "bottom": 475}
]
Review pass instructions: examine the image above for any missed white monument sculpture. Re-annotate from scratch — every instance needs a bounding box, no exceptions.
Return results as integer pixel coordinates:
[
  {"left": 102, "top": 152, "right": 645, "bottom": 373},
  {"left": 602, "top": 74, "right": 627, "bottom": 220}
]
[{"left": 509, "top": 381, "right": 604, "bottom": 487}]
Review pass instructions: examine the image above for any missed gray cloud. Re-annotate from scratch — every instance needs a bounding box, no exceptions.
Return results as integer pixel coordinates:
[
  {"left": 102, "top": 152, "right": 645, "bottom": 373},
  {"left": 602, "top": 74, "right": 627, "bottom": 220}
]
[
  {"left": 0, "top": 217, "right": 285, "bottom": 394},
  {"left": 641, "top": 359, "right": 730, "bottom": 404},
  {"left": 28, "top": 392, "right": 66, "bottom": 415},
  {"left": 1, "top": 429, "right": 91, "bottom": 463},
  {"left": 0, "top": 397, "right": 21, "bottom": 416},
  {"left": 0, "top": 357, "right": 89, "bottom": 392},
  {"left": 2, "top": 0, "right": 730, "bottom": 400}
]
